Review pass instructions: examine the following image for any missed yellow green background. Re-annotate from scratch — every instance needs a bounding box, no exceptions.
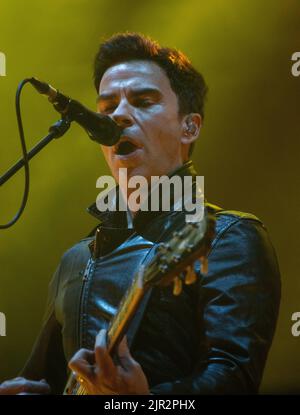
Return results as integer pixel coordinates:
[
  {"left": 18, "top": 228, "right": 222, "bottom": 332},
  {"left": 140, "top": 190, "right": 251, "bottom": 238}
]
[{"left": 1, "top": 0, "right": 299, "bottom": 393}]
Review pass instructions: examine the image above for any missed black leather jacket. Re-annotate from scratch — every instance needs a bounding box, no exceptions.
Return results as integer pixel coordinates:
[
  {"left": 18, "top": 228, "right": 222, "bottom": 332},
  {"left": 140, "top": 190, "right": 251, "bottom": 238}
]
[{"left": 21, "top": 161, "right": 281, "bottom": 394}]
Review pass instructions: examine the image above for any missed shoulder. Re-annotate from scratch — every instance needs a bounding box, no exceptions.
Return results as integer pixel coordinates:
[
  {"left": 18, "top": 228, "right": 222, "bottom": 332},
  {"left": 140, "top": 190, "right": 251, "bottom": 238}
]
[
  {"left": 61, "top": 237, "right": 93, "bottom": 260},
  {"left": 206, "top": 201, "right": 266, "bottom": 245},
  {"left": 55, "top": 237, "right": 94, "bottom": 280},
  {"left": 204, "top": 202, "right": 280, "bottom": 286},
  {"left": 206, "top": 201, "right": 263, "bottom": 231},
  {"left": 205, "top": 202, "right": 279, "bottom": 262}
]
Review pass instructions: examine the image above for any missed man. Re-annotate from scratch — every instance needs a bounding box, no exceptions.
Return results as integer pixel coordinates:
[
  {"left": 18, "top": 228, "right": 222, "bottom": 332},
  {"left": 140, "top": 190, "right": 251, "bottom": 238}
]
[{"left": 0, "top": 33, "right": 281, "bottom": 395}]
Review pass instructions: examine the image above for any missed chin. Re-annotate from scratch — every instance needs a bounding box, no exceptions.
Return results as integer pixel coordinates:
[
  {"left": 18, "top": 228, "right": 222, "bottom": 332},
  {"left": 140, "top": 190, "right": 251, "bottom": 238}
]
[{"left": 127, "top": 165, "right": 150, "bottom": 181}]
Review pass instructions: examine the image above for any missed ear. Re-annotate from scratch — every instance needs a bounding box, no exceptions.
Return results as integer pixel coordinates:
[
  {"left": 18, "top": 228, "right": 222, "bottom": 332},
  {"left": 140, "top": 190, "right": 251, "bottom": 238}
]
[{"left": 180, "top": 113, "right": 202, "bottom": 146}]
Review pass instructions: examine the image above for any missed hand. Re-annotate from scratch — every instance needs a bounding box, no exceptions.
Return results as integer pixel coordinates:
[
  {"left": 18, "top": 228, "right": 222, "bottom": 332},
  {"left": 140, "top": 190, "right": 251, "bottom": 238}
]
[
  {"left": 0, "top": 377, "right": 51, "bottom": 395},
  {"left": 69, "top": 329, "right": 150, "bottom": 395}
]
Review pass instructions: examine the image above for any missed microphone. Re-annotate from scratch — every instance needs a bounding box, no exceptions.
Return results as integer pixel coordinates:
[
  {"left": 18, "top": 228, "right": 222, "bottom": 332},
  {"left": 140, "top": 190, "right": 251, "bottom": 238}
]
[{"left": 29, "top": 77, "right": 122, "bottom": 146}]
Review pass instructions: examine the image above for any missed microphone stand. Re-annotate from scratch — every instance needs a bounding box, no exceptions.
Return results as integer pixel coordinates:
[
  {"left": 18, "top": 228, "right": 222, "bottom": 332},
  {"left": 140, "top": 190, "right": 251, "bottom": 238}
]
[{"left": 0, "top": 117, "right": 70, "bottom": 186}]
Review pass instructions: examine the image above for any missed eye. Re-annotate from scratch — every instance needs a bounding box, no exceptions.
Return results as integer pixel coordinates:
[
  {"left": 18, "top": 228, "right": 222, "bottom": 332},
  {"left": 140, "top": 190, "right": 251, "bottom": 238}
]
[
  {"left": 101, "top": 105, "right": 116, "bottom": 114},
  {"left": 135, "top": 98, "right": 153, "bottom": 108}
]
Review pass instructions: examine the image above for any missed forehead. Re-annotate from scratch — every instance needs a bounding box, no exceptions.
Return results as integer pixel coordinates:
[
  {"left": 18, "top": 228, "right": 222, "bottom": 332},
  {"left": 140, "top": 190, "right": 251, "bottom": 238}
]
[{"left": 99, "top": 60, "right": 172, "bottom": 94}]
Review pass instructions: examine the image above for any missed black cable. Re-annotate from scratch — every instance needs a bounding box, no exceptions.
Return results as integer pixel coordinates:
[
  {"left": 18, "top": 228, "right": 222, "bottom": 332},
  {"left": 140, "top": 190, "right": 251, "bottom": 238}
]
[{"left": 0, "top": 78, "right": 31, "bottom": 229}]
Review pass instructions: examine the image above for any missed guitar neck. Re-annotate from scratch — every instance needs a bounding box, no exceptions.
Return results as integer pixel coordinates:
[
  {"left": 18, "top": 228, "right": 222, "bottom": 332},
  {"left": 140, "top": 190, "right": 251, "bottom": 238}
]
[{"left": 106, "top": 265, "right": 147, "bottom": 355}]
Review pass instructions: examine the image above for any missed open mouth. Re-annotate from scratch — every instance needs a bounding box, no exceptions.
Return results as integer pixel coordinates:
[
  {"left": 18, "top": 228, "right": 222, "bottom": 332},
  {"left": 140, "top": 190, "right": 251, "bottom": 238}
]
[{"left": 115, "top": 139, "right": 140, "bottom": 156}]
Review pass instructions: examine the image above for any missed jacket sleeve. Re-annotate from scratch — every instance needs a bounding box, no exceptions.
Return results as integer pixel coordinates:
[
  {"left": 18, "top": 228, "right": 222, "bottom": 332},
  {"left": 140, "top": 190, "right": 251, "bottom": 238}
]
[
  {"left": 150, "top": 217, "right": 281, "bottom": 394},
  {"left": 19, "top": 262, "right": 67, "bottom": 394}
]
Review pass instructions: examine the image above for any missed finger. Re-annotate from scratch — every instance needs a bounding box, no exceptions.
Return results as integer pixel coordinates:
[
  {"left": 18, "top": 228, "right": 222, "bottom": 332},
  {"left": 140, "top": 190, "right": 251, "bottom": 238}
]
[
  {"left": 24, "top": 379, "right": 51, "bottom": 394},
  {"left": 0, "top": 377, "right": 51, "bottom": 395},
  {"left": 94, "top": 329, "right": 116, "bottom": 380},
  {"left": 68, "top": 348, "right": 95, "bottom": 382},
  {"left": 117, "top": 336, "right": 136, "bottom": 370}
]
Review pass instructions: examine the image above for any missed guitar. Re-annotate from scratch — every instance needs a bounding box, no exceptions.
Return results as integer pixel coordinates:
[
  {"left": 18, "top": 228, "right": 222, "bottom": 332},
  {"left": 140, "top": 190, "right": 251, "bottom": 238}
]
[{"left": 63, "top": 211, "right": 215, "bottom": 395}]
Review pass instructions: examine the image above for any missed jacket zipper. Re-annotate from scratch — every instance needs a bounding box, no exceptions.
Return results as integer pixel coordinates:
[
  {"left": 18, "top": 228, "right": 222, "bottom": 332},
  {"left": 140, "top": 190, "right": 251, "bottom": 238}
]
[{"left": 78, "top": 256, "right": 94, "bottom": 349}]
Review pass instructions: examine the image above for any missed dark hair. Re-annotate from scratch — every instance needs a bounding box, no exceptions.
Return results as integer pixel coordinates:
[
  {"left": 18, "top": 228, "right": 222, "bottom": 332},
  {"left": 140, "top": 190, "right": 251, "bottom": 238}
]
[{"left": 93, "top": 32, "right": 208, "bottom": 155}]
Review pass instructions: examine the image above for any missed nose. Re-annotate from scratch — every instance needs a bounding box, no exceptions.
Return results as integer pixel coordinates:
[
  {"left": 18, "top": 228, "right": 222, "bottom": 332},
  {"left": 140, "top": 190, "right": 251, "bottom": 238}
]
[{"left": 111, "top": 99, "right": 134, "bottom": 128}]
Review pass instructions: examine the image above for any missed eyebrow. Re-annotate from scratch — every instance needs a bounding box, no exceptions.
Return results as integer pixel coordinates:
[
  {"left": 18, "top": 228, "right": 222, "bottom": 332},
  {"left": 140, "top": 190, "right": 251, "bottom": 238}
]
[{"left": 96, "top": 87, "right": 162, "bottom": 103}]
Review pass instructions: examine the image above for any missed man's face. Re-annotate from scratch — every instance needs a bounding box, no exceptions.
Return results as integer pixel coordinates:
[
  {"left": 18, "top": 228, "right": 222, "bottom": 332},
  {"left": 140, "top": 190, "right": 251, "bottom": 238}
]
[{"left": 97, "top": 60, "right": 187, "bottom": 184}]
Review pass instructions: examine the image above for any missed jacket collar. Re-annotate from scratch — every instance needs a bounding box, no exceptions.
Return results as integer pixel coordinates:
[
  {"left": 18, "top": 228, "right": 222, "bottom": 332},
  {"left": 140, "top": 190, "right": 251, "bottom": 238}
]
[{"left": 86, "top": 159, "right": 198, "bottom": 231}]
